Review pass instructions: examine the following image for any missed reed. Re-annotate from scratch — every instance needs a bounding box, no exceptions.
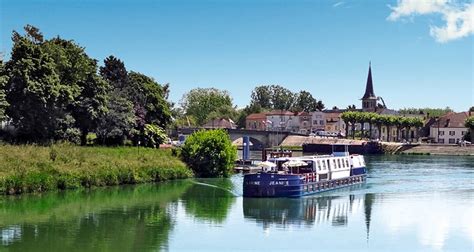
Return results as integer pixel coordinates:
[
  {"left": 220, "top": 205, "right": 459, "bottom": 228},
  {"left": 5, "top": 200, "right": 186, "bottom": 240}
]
[{"left": 0, "top": 143, "right": 193, "bottom": 195}]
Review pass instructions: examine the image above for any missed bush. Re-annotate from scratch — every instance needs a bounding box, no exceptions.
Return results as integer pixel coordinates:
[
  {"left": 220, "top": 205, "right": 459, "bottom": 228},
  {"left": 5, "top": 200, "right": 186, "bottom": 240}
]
[
  {"left": 180, "top": 129, "right": 236, "bottom": 178},
  {"left": 143, "top": 124, "right": 167, "bottom": 148}
]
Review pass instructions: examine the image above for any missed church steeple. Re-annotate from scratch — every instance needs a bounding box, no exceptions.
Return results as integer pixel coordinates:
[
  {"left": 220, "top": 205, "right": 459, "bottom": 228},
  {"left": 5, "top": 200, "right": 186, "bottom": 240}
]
[
  {"left": 361, "top": 62, "right": 378, "bottom": 112},
  {"left": 362, "top": 62, "right": 376, "bottom": 99}
]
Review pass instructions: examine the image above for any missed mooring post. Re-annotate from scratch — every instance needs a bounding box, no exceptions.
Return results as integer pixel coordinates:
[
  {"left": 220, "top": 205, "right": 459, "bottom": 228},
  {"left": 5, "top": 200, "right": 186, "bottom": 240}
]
[{"left": 243, "top": 136, "right": 250, "bottom": 161}]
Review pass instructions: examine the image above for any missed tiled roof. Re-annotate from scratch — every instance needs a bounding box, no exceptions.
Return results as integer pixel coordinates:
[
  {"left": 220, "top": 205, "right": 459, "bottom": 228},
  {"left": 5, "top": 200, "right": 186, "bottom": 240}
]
[
  {"left": 246, "top": 113, "right": 267, "bottom": 120},
  {"left": 266, "top": 110, "right": 295, "bottom": 116},
  {"left": 430, "top": 112, "right": 469, "bottom": 128}
]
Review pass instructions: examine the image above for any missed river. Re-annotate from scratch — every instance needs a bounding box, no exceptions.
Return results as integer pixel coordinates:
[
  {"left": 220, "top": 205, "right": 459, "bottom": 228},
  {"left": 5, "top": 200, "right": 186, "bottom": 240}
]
[{"left": 1, "top": 155, "right": 473, "bottom": 251}]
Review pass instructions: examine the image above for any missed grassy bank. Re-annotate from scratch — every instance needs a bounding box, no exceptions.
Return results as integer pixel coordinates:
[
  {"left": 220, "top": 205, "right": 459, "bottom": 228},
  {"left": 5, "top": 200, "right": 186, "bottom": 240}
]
[{"left": 0, "top": 144, "right": 193, "bottom": 195}]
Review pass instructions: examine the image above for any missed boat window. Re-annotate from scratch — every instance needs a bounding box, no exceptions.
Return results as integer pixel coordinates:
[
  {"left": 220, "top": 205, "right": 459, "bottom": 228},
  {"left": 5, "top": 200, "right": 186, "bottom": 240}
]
[
  {"left": 345, "top": 159, "right": 349, "bottom": 167},
  {"left": 337, "top": 159, "right": 341, "bottom": 169},
  {"left": 327, "top": 160, "right": 330, "bottom": 170},
  {"left": 317, "top": 160, "right": 321, "bottom": 170},
  {"left": 332, "top": 159, "right": 336, "bottom": 169}
]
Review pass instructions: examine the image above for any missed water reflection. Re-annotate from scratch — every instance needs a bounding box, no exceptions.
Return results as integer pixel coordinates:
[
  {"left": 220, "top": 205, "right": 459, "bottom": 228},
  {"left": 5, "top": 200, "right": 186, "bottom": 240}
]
[
  {"left": 0, "top": 181, "right": 191, "bottom": 251},
  {"left": 181, "top": 180, "right": 235, "bottom": 223},
  {"left": 243, "top": 190, "right": 374, "bottom": 234}
]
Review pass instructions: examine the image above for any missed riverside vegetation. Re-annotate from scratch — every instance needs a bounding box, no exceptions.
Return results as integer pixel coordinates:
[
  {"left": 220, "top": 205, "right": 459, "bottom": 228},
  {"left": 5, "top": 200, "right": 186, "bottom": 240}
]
[{"left": 0, "top": 144, "right": 192, "bottom": 195}]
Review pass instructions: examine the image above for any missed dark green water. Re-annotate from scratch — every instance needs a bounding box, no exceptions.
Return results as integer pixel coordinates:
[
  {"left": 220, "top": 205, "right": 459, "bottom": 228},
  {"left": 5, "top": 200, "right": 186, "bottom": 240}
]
[{"left": 1, "top": 155, "right": 473, "bottom": 251}]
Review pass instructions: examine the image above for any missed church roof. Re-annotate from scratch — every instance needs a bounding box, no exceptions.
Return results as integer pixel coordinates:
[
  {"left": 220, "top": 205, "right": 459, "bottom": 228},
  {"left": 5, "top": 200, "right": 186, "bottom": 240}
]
[{"left": 361, "top": 63, "right": 377, "bottom": 100}]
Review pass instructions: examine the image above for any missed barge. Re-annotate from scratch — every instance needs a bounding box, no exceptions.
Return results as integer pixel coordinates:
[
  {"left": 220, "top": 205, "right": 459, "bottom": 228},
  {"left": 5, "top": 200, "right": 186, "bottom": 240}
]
[{"left": 243, "top": 145, "right": 367, "bottom": 198}]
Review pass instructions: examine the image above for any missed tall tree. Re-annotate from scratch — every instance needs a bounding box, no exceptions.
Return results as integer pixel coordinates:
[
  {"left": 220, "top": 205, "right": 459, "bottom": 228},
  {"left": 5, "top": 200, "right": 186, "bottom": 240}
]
[
  {"left": 97, "top": 56, "right": 135, "bottom": 144},
  {"left": 180, "top": 88, "right": 235, "bottom": 126},
  {"left": 250, "top": 85, "right": 272, "bottom": 109},
  {"left": 292, "top": 91, "right": 323, "bottom": 112},
  {"left": 0, "top": 59, "right": 8, "bottom": 121},
  {"left": 43, "top": 37, "right": 109, "bottom": 145},
  {"left": 5, "top": 29, "right": 70, "bottom": 142},
  {"left": 128, "top": 71, "right": 172, "bottom": 129}
]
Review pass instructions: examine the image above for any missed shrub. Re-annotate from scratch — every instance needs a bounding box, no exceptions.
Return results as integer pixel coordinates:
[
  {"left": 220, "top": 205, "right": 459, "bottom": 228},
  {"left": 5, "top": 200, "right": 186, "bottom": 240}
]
[
  {"left": 180, "top": 129, "right": 236, "bottom": 178},
  {"left": 143, "top": 124, "right": 167, "bottom": 148}
]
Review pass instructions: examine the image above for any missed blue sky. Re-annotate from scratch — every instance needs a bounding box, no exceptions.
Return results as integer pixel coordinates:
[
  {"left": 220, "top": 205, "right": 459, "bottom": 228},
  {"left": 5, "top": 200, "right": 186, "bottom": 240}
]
[{"left": 1, "top": 0, "right": 472, "bottom": 111}]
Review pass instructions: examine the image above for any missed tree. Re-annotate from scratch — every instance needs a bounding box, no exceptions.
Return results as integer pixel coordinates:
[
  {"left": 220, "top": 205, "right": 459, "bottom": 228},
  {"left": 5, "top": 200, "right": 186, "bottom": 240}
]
[
  {"left": 464, "top": 116, "right": 474, "bottom": 142},
  {"left": 96, "top": 92, "right": 136, "bottom": 145},
  {"left": 97, "top": 56, "right": 136, "bottom": 145},
  {"left": 399, "top": 107, "right": 453, "bottom": 117},
  {"left": 180, "top": 88, "right": 234, "bottom": 126},
  {"left": 0, "top": 59, "right": 8, "bottom": 122},
  {"left": 341, "top": 111, "right": 357, "bottom": 139},
  {"left": 270, "top": 85, "right": 295, "bottom": 110},
  {"left": 250, "top": 85, "right": 272, "bottom": 109},
  {"left": 346, "top": 104, "right": 356, "bottom": 111},
  {"left": 100, "top": 56, "right": 129, "bottom": 90},
  {"left": 128, "top": 72, "right": 171, "bottom": 129},
  {"left": 42, "top": 37, "right": 109, "bottom": 145},
  {"left": 180, "top": 129, "right": 237, "bottom": 178},
  {"left": 142, "top": 124, "right": 167, "bottom": 148},
  {"left": 292, "top": 91, "right": 323, "bottom": 112},
  {"left": 5, "top": 30, "right": 69, "bottom": 142}
]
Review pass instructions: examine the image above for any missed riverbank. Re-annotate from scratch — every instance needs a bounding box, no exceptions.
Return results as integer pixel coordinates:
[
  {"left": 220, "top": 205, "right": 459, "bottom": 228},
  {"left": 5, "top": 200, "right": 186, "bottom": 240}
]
[
  {"left": 280, "top": 135, "right": 474, "bottom": 156},
  {"left": 0, "top": 144, "right": 193, "bottom": 195}
]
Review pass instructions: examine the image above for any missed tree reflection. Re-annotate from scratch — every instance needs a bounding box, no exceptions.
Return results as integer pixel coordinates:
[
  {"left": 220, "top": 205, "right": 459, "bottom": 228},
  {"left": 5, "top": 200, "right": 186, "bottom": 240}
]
[
  {"left": 181, "top": 179, "right": 236, "bottom": 224},
  {"left": 0, "top": 181, "right": 191, "bottom": 251}
]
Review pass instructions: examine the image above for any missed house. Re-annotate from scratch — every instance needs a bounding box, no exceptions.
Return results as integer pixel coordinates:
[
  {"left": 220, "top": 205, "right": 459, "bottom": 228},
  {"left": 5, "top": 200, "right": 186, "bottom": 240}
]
[
  {"left": 245, "top": 113, "right": 268, "bottom": 131},
  {"left": 323, "top": 110, "right": 346, "bottom": 134},
  {"left": 297, "top": 111, "right": 311, "bottom": 134},
  {"left": 203, "top": 118, "right": 236, "bottom": 129},
  {"left": 310, "top": 111, "right": 325, "bottom": 132},
  {"left": 430, "top": 112, "right": 469, "bottom": 144},
  {"left": 266, "top": 110, "right": 298, "bottom": 132}
]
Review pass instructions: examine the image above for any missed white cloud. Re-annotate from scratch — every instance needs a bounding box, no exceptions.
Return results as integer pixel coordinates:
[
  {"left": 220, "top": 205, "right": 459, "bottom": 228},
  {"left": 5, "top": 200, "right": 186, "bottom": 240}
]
[
  {"left": 333, "top": 1, "right": 344, "bottom": 8},
  {"left": 387, "top": 0, "right": 474, "bottom": 43}
]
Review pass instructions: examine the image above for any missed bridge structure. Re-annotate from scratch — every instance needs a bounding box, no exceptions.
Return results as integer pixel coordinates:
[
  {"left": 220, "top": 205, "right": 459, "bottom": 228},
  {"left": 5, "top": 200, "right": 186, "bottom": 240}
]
[{"left": 177, "top": 128, "right": 307, "bottom": 149}]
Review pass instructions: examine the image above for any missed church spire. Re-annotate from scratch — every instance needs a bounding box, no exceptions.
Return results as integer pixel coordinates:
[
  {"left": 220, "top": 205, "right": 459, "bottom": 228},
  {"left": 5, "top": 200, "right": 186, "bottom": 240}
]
[{"left": 361, "top": 62, "right": 376, "bottom": 99}]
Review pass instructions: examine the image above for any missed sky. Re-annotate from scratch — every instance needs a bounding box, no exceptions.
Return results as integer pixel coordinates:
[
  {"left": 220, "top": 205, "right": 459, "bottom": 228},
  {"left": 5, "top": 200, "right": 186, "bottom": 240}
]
[{"left": 1, "top": 0, "right": 473, "bottom": 112}]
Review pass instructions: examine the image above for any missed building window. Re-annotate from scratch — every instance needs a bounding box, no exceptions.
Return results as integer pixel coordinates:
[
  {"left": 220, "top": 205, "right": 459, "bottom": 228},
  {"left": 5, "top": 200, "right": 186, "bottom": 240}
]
[
  {"left": 449, "top": 138, "right": 455, "bottom": 144},
  {"left": 439, "top": 131, "right": 444, "bottom": 136},
  {"left": 449, "top": 131, "right": 455, "bottom": 136},
  {"left": 462, "top": 131, "right": 466, "bottom": 136},
  {"left": 438, "top": 139, "right": 445, "bottom": 144}
]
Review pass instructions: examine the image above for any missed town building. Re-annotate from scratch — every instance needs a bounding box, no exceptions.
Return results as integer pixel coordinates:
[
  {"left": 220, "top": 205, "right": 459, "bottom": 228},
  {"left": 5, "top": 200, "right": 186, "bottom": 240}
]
[
  {"left": 265, "top": 110, "right": 298, "bottom": 132},
  {"left": 323, "top": 109, "right": 346, "bottom": 134},
  {"left": 310, "top": 111, "right": 325, "bottom": 132},
  {"left": 245, "top": 113, "right": 268, "bottom": 131},
  {"left": 297, "top": 111, "right": 312, "bottom": 134},
  {"left": 430, "top": 112, "right": 469, "bottom": 144}
]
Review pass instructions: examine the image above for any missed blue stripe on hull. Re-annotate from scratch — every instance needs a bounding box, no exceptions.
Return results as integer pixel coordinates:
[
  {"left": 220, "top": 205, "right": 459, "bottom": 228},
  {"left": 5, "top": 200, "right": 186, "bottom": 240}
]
[{"left": 243, "top": 167, "right": 367, "bottom": 198}]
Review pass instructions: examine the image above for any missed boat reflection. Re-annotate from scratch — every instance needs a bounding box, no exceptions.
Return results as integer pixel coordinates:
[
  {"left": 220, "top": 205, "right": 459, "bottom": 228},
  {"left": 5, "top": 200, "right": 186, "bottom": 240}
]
[{"left": 243, "top": 189, "right": 374, "bottom": 232}]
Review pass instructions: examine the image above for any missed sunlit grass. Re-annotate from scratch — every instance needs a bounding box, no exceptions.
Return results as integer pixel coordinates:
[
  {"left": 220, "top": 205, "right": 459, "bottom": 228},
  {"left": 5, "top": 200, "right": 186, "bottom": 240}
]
[{"left": 0, "top": 143, "right": 193, "bottom": 194}]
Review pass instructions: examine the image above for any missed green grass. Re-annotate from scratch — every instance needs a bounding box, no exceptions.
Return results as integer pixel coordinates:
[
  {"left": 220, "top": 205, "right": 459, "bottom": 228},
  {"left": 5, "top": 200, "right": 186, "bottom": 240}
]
[{"left": 0, "top": 144, "right": 193, "bottom": 195}]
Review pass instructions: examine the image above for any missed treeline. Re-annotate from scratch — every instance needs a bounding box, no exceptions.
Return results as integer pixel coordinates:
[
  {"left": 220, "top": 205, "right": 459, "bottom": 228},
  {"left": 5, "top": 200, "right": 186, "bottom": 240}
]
[
  {"left": 0, "top": 25, "right": 170, "bottom": 146},
  {"left": 341, "top": 111, "right": 424, "bottom": 141},
  {"left": 174, "top": 85, "right": 325, "bottom": 129}
]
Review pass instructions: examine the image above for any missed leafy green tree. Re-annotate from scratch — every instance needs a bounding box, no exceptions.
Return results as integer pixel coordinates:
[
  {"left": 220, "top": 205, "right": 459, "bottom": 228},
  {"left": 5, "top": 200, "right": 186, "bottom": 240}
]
[
  {"left": 128, "top": 71, "right": 171, "bottom": 128},
  {"left": 5, "top": 31, "right": 70, "bottom": 142},
  {"left": 250, "top": 85, "right": 273, "bottom": 109},
  {"left": 271, "top": 85, "right": 295, "bottom": 110},
  {"left": 96, "top": 92, "right": 136, "bottom": 145},
  {"left": 143, "top": 124, "right": 167, "bottom": 148},
  {"left": 464, "top": 116, "right": 474, "bottom": 142},
  {"left": 42, "top": 37, "right": 109, "bottom": 145},
  {"left": 399, "top": 107, "right": 453, "bottom": 117},
  {"left": 180, "top": 129, "right": 237, "bottom": 177},
  {"left": 97, "top": 56, "right": 136, "bottom": 145},
  {"left": 0, "top": 59, "right": 9, "bottom": 121},
  {"left": 180, "top": 88, "right": 235, "bottom": 126},
  {"left": 292, "top": 91, "right": 322, "bottom": 112}
]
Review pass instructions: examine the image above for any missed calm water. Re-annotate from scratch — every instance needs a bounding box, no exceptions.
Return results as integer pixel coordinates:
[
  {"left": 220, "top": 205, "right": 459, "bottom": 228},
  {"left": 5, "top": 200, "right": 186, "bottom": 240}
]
[{"left": 1, "top": 155, "right": 473, "bottom": 251}]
